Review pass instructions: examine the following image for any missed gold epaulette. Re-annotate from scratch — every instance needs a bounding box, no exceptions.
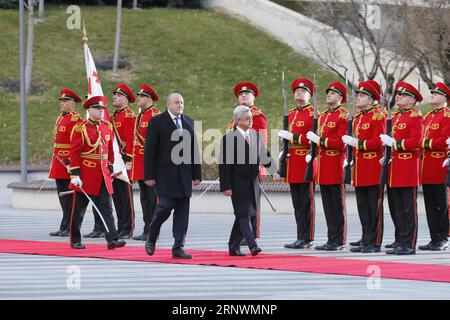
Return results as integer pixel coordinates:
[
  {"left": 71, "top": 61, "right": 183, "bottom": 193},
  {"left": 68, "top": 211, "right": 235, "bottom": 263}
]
[
  {"left": 125, "top": 109, "right": 136, "bottom": 118},
  {"left": 102, "top": 119, "right": 113, "bottom": 131},
  {"left": 338, "top": 107, "right": 348, "bottom": 119},
  {"left": 73, "top": 121, "right": 85, "bottom": 133},
  {"left": 251, "top": 106, "right": 262, "bottom": 116},
  {"left": 410, "top": 110, "right": 422, "bottom": 118},
  {"left": 70, "top": 112, "right": 80, "bottom": 122},
  {"left": 372, "top": 110, "right": 386, "bottom": 121},
  {"left": 288, "top": 107, "right": 297, "bottom": 114},
  {"left": 444, "top": 110, "right": 450, "bottom": 118},
  {"left": 151, "top": 107, "right": 161, "bottom": 116}
]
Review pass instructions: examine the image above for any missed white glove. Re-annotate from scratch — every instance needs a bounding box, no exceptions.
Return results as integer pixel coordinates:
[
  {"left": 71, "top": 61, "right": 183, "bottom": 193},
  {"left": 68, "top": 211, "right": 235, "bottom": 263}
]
[
  {"left": 306, "top": 131, "right": 320, "bottom": 144},
  {"left": 278, "top": 130, "right": 293, "bottom": 141},
  {"left": 446, "top": 137, "right": 450, "bottom": 146},
  {"left": 343, "top": 159, "right": 354, "bottom": 168},
  {"left": 443, "top": 158, "right": 449, "bottom": 167},
  {"left": 342, "top": 135, "right": 358, "bottom": 147},
  {"left": 305, "top": 154, "right": 312, "bottom": 163},
  {"left": 71, "top": 176, "right": 82, "bottom": 188},
  {"left": 126, "top": 162, "right": 132, "bottom": 171},
  {"left": 379, "top": 157, "right": 385, "bottom": 165},
  {"left": 380, "top": 134, "right": 395, "bottom": 147}
]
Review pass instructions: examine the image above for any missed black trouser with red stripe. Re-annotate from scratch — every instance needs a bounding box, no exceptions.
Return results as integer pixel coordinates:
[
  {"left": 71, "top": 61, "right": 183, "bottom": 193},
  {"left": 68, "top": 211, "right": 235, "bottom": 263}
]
[
  {"left": 386, "top": 186, "right": 399, "bottom": 243},
  {"left": 320, "top": 184, "right": 346, "bottom": 245},
  {"left": 69, "top": 180, "right": 119, "bottom": 244},
  {"left": 55, "top": 179, "right": 72, "bottom": 232},
  {"left": 422, "top": 184, "right": 449, "bottom": 242},
  {"left": 390, "top": 187, "right": 418, "bottom": 249},
  {"left": 289, "top": 182, "right": 315, "bottom": 241},
  {"left": 112, "top": 178, "right": 135, "bottom": 236},
  {"left": 355, "top": 185, "right": 384, "bottom": 247},
  {"left": 137, "top": 180, "right": 157, "bottom": 234}
]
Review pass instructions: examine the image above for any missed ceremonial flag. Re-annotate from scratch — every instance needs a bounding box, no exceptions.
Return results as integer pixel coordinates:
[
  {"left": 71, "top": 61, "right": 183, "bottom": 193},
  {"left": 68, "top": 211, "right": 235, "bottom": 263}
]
[{"left": 83, "top": 27, "right": 130, "bottom": 183}]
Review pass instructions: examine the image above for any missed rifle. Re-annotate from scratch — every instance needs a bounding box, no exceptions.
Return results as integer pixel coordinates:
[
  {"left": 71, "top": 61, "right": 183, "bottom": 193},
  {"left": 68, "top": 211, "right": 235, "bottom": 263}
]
[
  {"left": 446, "top": 152, "right": 450, "bottom": 187},
  {"left": 304, "top": 74, "right": 318, "bottom": 182},
  {"left": 279, "top": 70, "right": 289, "bottom": 178},
  {"left": 380, "top": 85, "right": 392, "bottom": 185},
  {"left": 343, "top": 75, "right": 354, "bottom": 184}
]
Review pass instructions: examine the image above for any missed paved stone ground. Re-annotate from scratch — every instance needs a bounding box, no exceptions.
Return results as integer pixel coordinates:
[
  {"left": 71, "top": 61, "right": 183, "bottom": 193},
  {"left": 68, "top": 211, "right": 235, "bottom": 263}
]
[{"left": 1, "top": 173, "right": 450, "bottom": 300}]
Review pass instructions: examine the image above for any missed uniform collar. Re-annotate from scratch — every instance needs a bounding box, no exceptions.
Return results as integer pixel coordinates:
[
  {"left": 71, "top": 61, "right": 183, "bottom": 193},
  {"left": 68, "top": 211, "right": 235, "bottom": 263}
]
[
  {"left": 295, "top": 103, "right": 311, "bottom": 110},
  {"left": 327, "top": 105, "right": 341, "bottom": 113},
  {"left": 114, "top": 106, "right": 127, "bottom": 115},
  {"left": 88, "top": 119, "right": 100, "bottom": 125}
]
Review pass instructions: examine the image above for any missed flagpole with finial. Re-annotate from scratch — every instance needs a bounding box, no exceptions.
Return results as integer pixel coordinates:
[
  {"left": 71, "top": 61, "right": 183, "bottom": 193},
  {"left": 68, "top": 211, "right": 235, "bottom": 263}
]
[{"left": 82, "top": 21, "right": 88, "bottom": 44}]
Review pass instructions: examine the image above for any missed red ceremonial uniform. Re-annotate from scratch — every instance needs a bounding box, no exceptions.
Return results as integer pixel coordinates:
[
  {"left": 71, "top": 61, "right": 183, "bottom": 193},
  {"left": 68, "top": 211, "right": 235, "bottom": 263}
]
[
  {"left": 352, "top": 106, "right": 386, "bottom": 186},
  {"left": 388, "top": 108, "right": 423, "bottom": 187},
  {"left": 69, "top": 119, "right": 115, "bottom": 196},
  {"left": 286, "top": 104, "right": 316, "bottom": 183},
  {"left": 112, "top": 107, "right": 136, "bottom": 171},
  {"left": 49, "top": 111, "right": 81, "bottom": 179},
  {"left": 131, "top": 106, "right": 160, "bottom": 180},
  {"left": 421, "top": 107, "right": 450, "bottom": 184},
  {"left": 316, "top": 106, "right": 348, "bottom": 184}
]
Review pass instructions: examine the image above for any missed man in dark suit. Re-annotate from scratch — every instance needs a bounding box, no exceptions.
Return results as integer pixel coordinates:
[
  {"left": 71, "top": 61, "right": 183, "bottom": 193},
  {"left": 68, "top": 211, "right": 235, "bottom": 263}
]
[
  {"left": 219, "top": 105, "right": 279, "bottom": 257},
  {"left": 143, "top": 92, "right": 202, "bottom": 259}
]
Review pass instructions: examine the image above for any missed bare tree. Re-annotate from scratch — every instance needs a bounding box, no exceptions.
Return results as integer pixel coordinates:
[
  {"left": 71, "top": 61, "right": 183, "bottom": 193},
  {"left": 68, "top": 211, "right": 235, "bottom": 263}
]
[
  {"left": 303, "top": 0, "right": 433, "bottom": 91},
  {"left": 391, "top": 0, "right": 450, "bottom": 87}
]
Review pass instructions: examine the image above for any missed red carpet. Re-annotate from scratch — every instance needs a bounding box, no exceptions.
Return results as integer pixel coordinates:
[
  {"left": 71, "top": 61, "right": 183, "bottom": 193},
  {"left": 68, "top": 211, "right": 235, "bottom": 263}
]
[{"left": 1, "top": 239, "right": 450, "bottom": 283}]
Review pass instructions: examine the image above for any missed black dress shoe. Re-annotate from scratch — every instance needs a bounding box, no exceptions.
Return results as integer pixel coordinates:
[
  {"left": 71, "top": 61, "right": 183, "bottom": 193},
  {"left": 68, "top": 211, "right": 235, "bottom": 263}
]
[
  {"left": 71, "top": 242, "right": 86, "bottom": 249},
  {"left": 107, "top": 240, "right": 126, "bottom": 250},
  {"left": 172, "top": 249, "right": 193, "bottom": 259},
  {"left": 385, "top": 248, "right": 397, "bottom": 254},
  {"left": 430, "top": 240, "right": 448, "bottom": 251},
  {"left": 116, "top": 231, "right": 131, "bottom": 239},
  {"left": 350, "top": 246, "right": 362, "bottom": 252},
  {"left": 350, "top": 239, "right": 363, "bottom": 247},
  {"left": 396, "top": 247, "right": 415, "bottom": 255},
  {"left": 315, "top": 243, "right": 329, "bottom": 251},
  {"left": 132, "top": 234, "right": 148, "bottom": 241},
  {"left": 284, "top": 240, "right": 313, "bottom": 249},
  {"left": 83, "top": 230, "right": 97, "bottom": 238},
  {"left": 418, "top": 242, "right": 432, "bottom": 250},
  {"left": 385, "top": 241, "right": 398, "bottom": 249},
  {"left": 361, "top": 244, "right": 381, "bottom": 253},
  {"left": 59, "top": 229, "right": 70, "bottom": 237},
  {"left": 325, "top": 243, "right": 345, "bottom": 251},
  {"left": 49, "top": 230, "right": 62, "bottom": 236},
  {"left": 250, "top": 246, "right": 262, "bottom": 256},
  {"left": 229, "top": 250, "right": 246, "bottom": 257},
  {"left": 91, "top": 231, "right": 106, "bottom": 238},
  {"left": 145, "top": 242, "right": 156, "bottom": 256}
]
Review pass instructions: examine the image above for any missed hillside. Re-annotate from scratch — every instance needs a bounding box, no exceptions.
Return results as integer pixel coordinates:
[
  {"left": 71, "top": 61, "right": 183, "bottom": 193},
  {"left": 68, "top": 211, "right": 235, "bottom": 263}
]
[{"left": 1, "top": 5, "right": 360, "bottom": 176}]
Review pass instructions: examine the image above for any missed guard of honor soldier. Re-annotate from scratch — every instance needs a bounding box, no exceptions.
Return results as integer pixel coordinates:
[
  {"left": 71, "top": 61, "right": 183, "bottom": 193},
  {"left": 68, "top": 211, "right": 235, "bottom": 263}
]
[
  {"left": 68, "top": 96, "right": 126, "bottom": 250},
  {"left": 380, "top": 81, "right": 424, "bottom": 255},
  {"left": 49, "top": 89, "right": 82, "bottom": 237},
  {"left": 111, "top": 83, "right": 137, "bottom": 239},
  {"left": 342, "top": 80, "right": 386, "bottom": 253},
  {"left": 278, "top": 78, "right": 316, "bottom": 249},
  {"left": 419, "top": 82, "right": 450, "bottom": 251},
  {"left": 307, "top": 81, "right": 348, "bottom": 251},
  {"left": 131, "top": 84, "right": 160, "bottom": 241}
]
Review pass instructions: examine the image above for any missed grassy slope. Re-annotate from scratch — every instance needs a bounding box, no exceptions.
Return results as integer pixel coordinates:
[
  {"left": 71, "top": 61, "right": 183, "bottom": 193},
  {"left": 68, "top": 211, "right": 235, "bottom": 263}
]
[{"left": 1, "top": 6, "right": 420, "bottom": 176}]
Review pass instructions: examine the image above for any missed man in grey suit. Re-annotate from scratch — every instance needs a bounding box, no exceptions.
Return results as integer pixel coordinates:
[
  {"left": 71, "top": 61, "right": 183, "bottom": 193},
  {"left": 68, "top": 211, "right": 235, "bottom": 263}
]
[
  {"left": 143, "top": 92, "right": 202, "bottom": 259},
  {"left": 219, "top": 105, "right": 279, "bottom": 256}
]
